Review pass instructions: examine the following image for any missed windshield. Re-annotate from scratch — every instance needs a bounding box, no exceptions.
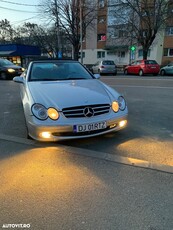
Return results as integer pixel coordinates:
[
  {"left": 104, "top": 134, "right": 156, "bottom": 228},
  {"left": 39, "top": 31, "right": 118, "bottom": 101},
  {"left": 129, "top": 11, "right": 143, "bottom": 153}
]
[
  {"left": 102, "top": 60, "right": 115, "bottom": 65},
  {"left": 145, "top": 60, "right": 158, "bottom": 65},
  {"left": 0, "top": 59, "right": 14, "bottom": 66},
  {"left": 29, "top": 62, "right": 94, "bottom": 81}
]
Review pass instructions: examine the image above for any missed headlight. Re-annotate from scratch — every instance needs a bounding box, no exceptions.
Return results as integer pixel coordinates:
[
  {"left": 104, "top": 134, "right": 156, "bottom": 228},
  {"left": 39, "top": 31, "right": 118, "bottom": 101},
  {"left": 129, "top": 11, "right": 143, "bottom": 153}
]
[
  {"left": 112, "top": 101, "right": 119, "bottom": 112},
  {"left": 7, "top": 68, "right": 15, "bottom": 73},
  {"left": 48, "top": 108, "right": 59, "bottom": 120},
  {"left": 118, "top": 96, "right": 126, "bottom": 111},
  {"left": 32, "top": 103, "right": 48, "bottom": 120},
  {"left": 22, "top": 68, "right": 25, "bottom": 71}
]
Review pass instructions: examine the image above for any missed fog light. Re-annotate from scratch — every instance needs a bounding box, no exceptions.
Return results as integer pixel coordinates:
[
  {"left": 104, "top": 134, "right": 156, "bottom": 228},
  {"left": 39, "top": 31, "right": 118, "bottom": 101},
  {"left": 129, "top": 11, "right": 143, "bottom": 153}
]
[
  {"left": 40, "top": 132, "right": 51, "bottom": 139},
  {"left": 119, "top": 120, "right": 127, "bottom": 127}
]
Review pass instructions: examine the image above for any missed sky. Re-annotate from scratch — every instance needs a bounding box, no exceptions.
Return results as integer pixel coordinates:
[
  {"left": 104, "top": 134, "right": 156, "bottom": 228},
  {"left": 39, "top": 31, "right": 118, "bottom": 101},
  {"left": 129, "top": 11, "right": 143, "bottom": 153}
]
[{"left": 0, "top": 0, "right": 43, "bottom": 26}]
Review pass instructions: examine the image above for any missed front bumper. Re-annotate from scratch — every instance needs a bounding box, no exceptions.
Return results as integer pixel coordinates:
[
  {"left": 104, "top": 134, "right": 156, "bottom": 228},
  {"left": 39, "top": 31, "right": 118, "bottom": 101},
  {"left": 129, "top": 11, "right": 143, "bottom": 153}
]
[{"left": 27, "top": 114, "right": 128, "bottom": 141}]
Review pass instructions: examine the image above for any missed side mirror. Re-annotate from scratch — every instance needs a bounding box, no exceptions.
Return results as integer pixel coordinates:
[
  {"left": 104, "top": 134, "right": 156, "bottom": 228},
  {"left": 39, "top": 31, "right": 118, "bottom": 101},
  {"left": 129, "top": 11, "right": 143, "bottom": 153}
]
[
  {"left": 93, "top": 73, "right": 100, "bottom": 79},
  {"left": 13, "top": 76, "right": 25, "bottom": 84}
]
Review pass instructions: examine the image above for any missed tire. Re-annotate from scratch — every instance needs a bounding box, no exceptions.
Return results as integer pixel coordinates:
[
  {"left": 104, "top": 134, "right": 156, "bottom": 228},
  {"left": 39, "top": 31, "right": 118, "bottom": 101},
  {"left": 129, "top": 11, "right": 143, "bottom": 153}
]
[
  {"left": 160, "top": 70, "right": 165, "bottom": 76},
  {"left": 124, "top": 69, "right": 128, "bottom": 75},
  {"left": 139, "top": 69, "right": 143, "bottom": 76},
  {"left": 0, "top": 72, "right": 7, "bottom": 80}
]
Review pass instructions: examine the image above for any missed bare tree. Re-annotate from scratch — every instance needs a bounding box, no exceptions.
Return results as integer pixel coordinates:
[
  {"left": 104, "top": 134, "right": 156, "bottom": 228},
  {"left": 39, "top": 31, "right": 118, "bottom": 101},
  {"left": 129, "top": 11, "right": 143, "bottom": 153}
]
[
  {"left": 0, "top": 19, "right": 16, "bottom": 43},
  {"left": 15, "top": 23, "right": 58, "bottom": 57},
  {"left": 38, "top": 0, "right": 97, "bottom": 60},
  {"left": 108, "top": 0, "right": 173, "bottom": 59}
]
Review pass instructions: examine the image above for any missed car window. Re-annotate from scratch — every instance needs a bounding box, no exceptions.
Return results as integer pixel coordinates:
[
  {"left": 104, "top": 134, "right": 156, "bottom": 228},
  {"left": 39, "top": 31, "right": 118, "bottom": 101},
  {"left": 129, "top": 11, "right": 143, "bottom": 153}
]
[
  {"left": 102, "top": 61, "right": 115, "bottom": 65},
  {"left": 131, "top": 61, "right": 136, "bottom": 65},
  {"left": 136, "top": 61, "right": 141, "bottom": 65},
  {"left": 145, "top": 60, "right": 158, "bottom": 65},
  {"left": 29, "top": 62, "right": 94, "bottom": 81}
]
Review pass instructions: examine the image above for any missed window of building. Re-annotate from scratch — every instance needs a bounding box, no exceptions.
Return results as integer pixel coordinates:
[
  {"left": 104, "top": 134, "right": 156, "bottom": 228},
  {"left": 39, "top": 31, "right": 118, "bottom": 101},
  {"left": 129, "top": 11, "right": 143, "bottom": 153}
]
[
  {"left": 79, "top": 52, "right": 85, "bottom": 58},
  {"left": 118, "top": 30, "right": 127, "bottom": 38},
  {"left": 97, "top": 51, "right": 105, "bottom": 58},
  {"left": 97, "top": 34, "right": 106, "bottom": 41},
  {"left": 164, "top": 48, "right": 173, "bottom": 56},
  {"left": 165, "top": 27, "right": 173, "bottom": 35},
  {"left": 98, "top": 16, "right": 106, "bottom": 24},
  {"left": 138, "top": 49, "right": 150, "bottom": 57},
  {"left": 118, "top": 51, "right": 125, "bottom": 58}
]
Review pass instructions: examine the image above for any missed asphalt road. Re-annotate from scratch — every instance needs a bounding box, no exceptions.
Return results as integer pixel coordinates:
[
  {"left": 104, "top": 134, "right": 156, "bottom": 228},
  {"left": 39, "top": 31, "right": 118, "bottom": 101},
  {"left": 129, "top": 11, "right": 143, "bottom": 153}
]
[
  {"left": 0, "top": 75, "right": 173, "bottom": 166},
  {"left": 1, "top": 76, "right": 173, "bottom": 230}
]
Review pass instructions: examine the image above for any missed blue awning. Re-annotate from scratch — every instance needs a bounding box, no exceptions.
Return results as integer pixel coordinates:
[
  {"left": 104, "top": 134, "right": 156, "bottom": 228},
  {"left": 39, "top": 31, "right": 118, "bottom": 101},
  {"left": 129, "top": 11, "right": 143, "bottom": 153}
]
[{"left": 0, "top": 50, "right": 15, "bottom": 56}]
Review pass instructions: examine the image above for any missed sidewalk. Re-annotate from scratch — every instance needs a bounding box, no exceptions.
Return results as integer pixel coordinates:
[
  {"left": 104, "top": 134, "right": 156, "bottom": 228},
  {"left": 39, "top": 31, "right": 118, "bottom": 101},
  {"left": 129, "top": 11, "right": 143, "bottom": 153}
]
[{"left": 0, "top": 134, "right": 173, "bottom": 230}]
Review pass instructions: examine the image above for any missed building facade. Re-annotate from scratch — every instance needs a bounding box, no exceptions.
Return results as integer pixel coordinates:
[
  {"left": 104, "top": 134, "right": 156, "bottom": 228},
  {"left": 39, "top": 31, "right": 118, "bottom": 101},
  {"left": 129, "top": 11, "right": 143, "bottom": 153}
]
[{"left": 80, "top": 0, "right": 173, "bottom": 66}]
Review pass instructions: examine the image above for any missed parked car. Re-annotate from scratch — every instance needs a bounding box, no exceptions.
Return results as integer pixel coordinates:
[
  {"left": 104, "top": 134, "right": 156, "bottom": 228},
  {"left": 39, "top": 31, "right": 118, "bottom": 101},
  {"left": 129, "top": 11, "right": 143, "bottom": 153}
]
[
  {"left": 13, "top": 59, "right": 128, "bottom": 141},
  {"left": 0, "top": 58, "right": 24, "bottom": 80},
  {"left": 91, "top": 60, "right": 117, "bottom": 75},
  {"left": 160, "top": 63, "right": 173, "bottom": 76},
  {"left": 124, "top": 60, "right": 160, "bottom": 76}
]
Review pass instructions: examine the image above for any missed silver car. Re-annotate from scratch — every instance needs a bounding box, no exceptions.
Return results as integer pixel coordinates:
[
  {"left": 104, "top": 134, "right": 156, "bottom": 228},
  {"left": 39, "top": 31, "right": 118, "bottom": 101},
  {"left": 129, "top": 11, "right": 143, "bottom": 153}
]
[
  {"left": 91, "top": 60, "right": 117, "bottom": 75},
  {"left": 160, "top": 63, "right": 173, "bottom": 76},
  {"left": 13, "top": 59, "right": 127, "bottom": 142}
]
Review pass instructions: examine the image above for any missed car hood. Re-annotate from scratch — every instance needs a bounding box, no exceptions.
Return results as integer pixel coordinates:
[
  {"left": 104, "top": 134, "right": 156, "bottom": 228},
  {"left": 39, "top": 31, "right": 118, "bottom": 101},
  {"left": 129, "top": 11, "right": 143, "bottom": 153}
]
[
  {"left": 4, "top": 65, "right": 21, "bottom": 69},
  {"left": 28, "top": 79, "right": 119, "bottom": 109}
]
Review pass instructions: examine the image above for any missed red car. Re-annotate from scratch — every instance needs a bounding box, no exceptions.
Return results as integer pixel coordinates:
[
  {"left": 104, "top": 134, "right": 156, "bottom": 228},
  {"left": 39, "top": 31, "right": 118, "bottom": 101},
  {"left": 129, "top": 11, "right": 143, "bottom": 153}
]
[{"left": 124, "top": 60, "right": 160, "bottom": 76}]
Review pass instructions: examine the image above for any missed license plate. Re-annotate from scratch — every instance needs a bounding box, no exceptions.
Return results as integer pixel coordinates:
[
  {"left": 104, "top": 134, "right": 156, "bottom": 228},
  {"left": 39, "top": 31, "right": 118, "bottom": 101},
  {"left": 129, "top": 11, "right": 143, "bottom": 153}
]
[
  {"left": 74, "top": 121, "right": 107, "bottom": 133},
  {"left": 151, "top": 66, "right": 156, "bottom": 68}
]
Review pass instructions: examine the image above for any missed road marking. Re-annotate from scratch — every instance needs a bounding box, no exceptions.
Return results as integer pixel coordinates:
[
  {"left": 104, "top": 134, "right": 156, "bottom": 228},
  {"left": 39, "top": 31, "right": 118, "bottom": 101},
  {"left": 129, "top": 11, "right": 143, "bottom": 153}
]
[{"left": 0, "top": 133, "right": 173, "bottom": 174}]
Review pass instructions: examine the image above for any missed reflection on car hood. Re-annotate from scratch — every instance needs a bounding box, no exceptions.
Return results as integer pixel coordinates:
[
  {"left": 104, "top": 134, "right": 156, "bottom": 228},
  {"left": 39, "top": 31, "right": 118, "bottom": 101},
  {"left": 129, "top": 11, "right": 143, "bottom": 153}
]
[{"left": 28, "top": 79, "right": 119, "bottom": 109}]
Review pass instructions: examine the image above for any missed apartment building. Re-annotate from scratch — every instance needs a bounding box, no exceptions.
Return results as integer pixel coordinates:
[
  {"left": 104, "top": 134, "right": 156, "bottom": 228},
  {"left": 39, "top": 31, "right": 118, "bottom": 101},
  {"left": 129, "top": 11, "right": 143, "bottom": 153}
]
[
  {"left": 80, "top": 0, "right": 173, "bottom": 66},
  {"left": 162, "top": 14, "right": 173, "bottom": 65}
]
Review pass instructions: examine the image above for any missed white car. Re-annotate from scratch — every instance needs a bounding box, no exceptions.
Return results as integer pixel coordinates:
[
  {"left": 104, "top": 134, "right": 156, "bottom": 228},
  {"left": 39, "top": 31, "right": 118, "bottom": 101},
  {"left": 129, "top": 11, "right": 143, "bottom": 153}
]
[{"left": 13, "top": 59, "right": 128, "bottom": 141}]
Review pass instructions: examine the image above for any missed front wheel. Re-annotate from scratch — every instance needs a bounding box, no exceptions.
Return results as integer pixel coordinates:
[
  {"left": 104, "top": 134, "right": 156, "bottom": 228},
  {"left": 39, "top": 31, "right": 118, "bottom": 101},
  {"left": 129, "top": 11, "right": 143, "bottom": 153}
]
[
  {"left": 160, "top": 70, "right": 165, "bottom": 76},
  {"left": 139, "top": 69, "right": 143, "bottom": 76}
]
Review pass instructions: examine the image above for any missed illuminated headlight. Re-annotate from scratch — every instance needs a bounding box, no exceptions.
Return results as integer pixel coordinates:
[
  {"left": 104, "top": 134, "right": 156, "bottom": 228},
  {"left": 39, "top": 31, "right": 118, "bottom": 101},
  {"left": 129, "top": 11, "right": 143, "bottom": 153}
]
[
  {"left": 32, "top": 103, "right": 48, "bottom": 120},
  {"left": 22, "top": 68, "right": 25, "bottom": 71},
  {"left": 118, "top": 96, "right": 126, "bottom": 111},
  {"left": 112, "top": 101, "right": 119, "bottom": 112},
  {"left": 7, "top": 68, "right": 15, "bottom": 73},
  {"left": 48, "top": 108, "right": 59, "bottom": 120}
]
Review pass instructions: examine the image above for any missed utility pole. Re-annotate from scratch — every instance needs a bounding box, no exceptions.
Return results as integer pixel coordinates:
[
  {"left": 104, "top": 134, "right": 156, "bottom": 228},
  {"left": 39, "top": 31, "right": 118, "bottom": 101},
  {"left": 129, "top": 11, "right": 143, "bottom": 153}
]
[
  {"left": 54, "top": 0, "right": 62, "bottom": 58},
  {"left": 80, "top": 0, "right": 83, "bottom": 64}
]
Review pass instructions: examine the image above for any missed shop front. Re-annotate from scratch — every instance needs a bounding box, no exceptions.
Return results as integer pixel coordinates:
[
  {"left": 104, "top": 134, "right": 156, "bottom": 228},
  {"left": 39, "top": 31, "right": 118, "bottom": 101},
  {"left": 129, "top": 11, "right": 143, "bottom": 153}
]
[{"left": 0, "top": 44, "right": 41, "bottom": 67}]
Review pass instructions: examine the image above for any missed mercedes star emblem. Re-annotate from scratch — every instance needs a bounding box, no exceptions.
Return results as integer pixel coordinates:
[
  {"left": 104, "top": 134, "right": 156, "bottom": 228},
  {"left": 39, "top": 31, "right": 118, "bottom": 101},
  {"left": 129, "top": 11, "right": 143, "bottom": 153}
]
[{"left": 83, "top": 107, "right": 94, "bottom": 117}]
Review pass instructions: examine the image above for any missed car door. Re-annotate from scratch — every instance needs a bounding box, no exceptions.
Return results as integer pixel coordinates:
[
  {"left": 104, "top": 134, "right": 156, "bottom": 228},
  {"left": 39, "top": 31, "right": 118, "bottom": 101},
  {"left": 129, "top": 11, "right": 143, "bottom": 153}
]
[
  {"left": 133, "top": 61, "right": 141, "bottom": 74},
  {"left": 166, "top": 63, "right": 173, "bottom": 75},
  {"left": 128, "top": 61, "right": 137, "bottom": 74}
]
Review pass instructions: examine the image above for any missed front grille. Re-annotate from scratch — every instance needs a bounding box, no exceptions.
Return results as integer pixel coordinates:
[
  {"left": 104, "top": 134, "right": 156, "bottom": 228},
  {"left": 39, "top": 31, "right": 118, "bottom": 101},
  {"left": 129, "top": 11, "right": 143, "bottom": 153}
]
[{"left": 62, "top": 104, "right": 110, "bottom": 118}]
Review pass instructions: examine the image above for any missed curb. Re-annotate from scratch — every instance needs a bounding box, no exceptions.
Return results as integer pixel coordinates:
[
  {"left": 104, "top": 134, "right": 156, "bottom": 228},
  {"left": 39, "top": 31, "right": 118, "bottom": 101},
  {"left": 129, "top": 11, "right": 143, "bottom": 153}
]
[{"left": 0, "top": 133, "right": 173, "bottom": 174}]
